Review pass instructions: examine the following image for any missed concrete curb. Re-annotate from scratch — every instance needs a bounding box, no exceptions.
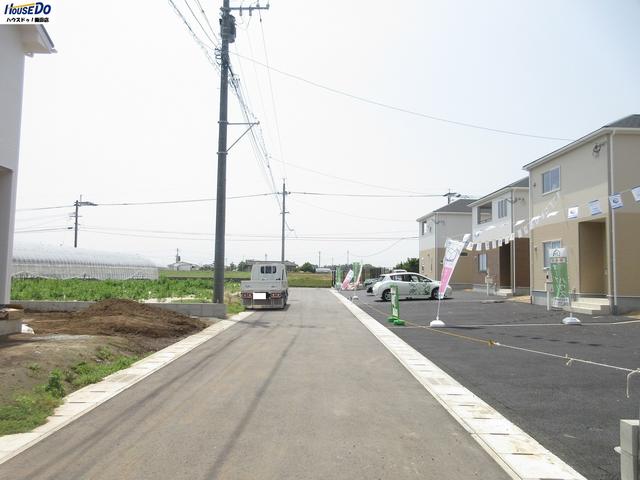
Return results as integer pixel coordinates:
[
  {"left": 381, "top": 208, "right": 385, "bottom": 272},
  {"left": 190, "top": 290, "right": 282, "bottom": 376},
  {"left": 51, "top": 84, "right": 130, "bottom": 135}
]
[
  {"left": 331, "top": 290, "right": 587, "bottom": 480},
  {"left": 0, "top": 311, "right": 253, "bottom": 465}
]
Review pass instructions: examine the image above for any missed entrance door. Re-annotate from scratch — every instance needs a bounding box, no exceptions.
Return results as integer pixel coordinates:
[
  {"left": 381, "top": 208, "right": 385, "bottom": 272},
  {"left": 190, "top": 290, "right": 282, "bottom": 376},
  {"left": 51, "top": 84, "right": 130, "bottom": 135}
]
[
  {"left": 499, "top": 245, "right": 511, "bottom": 289},
  {"left": 579, "top": 221, "right": 607, "bottom": 295}
]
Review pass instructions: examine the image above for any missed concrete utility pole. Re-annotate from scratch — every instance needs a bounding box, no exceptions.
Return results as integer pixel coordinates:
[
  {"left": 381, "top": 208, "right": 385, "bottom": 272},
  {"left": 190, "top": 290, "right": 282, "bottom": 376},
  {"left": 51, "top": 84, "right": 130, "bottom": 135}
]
[
  {"left": 443, "top": 189, "right": 460, "bottom": 204},
  {"left": 318, "top": 251, "right": 321, "bottom": 268},
  {"left": 72, "top": 196, "right": 96, "bottom": 248},
  {"left": 281, "top": 179, "right": 288, "bottom": 262},
  {"left": 213, "top": 0, "right": 269, "bottom": 303}
]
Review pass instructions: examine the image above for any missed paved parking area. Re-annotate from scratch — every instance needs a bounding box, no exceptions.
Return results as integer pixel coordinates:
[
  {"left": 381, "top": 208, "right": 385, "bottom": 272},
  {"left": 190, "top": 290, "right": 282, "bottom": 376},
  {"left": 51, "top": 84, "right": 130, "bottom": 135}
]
[{"left": 342, "top": 289, "right": 640, "bottom": 480}]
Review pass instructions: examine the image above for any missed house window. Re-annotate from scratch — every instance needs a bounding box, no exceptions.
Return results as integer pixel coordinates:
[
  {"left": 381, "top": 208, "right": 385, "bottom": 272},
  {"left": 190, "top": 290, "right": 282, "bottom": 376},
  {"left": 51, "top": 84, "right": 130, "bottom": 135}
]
[
  {"left": 543, "top": 240, "right": 562, "bottom": 268},
  {"left": 542, "top": 167, "right": 560, "bottom": 194},
  {"left": 497, "top": 199, "right": 508, "bottom": 218},
  {"left": 477, "top": 203, "right": 492, "bottom": 224},
  {"left": 478, "top": 253, "right": 487, "bottom": 272}
]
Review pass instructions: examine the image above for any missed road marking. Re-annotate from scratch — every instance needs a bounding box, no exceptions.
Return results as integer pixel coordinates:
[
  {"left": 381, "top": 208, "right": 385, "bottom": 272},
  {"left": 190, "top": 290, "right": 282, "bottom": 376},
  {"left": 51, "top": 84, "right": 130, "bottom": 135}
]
[
  {"left": 331, "top": 290, "right": 587, "bottom": 480},
  {"left": 0, "top": 311, "right": 253, "bottom": 466}
]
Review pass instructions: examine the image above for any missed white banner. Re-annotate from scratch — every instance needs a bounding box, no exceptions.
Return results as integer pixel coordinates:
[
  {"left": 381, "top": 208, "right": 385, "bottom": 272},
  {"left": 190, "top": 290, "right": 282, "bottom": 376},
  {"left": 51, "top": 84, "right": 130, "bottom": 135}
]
[
  {"left": 567, "top": 206, "right": 579, "bottom": 219},
  {"left": 438, "top": 238, "right": 466, "bottom": 300},
  {"left": 588, "top": 200, "right": 603, "bottom": 216},
  {"left": 632, "top": 186, "right": 640, "bottom": 202},
  {"left": 609, "top": 193, "right": 624, "bottom": 210}
]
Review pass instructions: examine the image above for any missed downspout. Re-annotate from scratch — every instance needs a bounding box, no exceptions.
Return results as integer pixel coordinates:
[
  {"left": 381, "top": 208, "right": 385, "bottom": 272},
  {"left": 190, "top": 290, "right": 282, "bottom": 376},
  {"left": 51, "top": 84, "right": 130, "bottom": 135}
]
[
  {"left": 528, "top": 174, "right": 534, "bottom": 304},
  {"left": 608, "top": 131, "right": 618, "bottom": 313},
  {"left": 511, "top": 190, "right": 516, "bottom": 294},
  {"left": 434, "top": 213, "right": 438, "bottom": 280}
]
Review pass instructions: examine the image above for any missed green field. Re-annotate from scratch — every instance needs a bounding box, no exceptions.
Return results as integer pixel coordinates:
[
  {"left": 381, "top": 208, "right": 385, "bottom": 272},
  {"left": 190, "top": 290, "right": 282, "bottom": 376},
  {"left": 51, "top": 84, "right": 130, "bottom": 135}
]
[
  {"left": 160, "top": 270, "right": 332, "bottom": 288},
  {"left": 10, "top": 271, "right": 331, "bottom": 304}
]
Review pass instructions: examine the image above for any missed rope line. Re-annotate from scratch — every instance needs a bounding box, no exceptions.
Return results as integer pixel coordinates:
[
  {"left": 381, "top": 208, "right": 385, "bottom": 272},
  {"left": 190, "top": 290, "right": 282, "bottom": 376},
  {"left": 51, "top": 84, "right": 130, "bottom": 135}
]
[{"left": 354, "top": 297, "right": 640, "bottom": 397}]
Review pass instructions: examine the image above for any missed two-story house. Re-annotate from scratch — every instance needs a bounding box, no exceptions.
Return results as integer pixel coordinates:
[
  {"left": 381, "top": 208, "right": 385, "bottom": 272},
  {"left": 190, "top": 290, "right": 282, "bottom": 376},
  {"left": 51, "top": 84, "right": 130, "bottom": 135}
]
[
  {"left": 469, "top": 178, "right": 530, "bottom": 296},
  {"left": 417, "top": 199, "right": 475, "bottom": 287},
  {"left": 523, "top": 114, "right": 640, "bottom": 314}
]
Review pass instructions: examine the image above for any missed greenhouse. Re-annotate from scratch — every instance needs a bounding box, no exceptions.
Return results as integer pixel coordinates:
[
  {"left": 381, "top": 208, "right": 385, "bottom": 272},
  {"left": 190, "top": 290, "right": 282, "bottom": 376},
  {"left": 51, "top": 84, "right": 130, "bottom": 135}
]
[{"left": 12, "top": 243, "right": 159, "bottom": 280}]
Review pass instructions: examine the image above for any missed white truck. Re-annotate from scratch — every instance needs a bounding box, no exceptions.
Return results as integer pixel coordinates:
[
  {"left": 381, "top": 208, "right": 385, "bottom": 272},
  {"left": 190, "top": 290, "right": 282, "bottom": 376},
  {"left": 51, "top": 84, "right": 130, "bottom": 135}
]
[{"left": 240, "top": 262, "right": 289, "bottom": 309}]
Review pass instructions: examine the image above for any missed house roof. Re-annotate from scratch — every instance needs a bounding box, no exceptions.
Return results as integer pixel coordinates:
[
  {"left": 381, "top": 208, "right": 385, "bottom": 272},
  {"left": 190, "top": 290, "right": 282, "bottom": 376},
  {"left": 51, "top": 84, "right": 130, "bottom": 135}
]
[
  {"left": 416, "top": 198, "right": 474, "bottom": 222},
  {"left": 523, "top": 114, "right": 640, "bottom": 171},
  {"left": 19, "top": 26, "right": 56, "bottom": 55},
  {"left": 468, "top": 177, "right": 529, "bottom": 207},
  {"left": 605, "top": 114, "right": 640, "bottom": 129}
]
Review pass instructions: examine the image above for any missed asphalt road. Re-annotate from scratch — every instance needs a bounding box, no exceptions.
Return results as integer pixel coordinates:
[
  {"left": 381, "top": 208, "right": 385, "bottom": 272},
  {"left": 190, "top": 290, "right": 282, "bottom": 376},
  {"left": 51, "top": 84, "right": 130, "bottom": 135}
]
[
  {"left": 348, "top": 288, "right": 640, "bottom": 480},
  {"left": 0, "top": 288, "right": 509, "bottom": 480}
]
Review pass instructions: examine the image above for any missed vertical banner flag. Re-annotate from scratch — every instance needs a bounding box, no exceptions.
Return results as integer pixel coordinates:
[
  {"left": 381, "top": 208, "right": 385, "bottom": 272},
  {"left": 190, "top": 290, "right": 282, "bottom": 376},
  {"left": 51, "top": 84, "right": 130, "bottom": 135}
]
[
  {"left": 391, "top": 285, "right": 400, "bottom": 319},
  {"left": 567, "top": 206, "right": 579, "bottom": 219},
  {"left": 341, "top": 269, "right": 354, "bottom": 291},
  {"left": 588, "top": 200, "right": 603, "bottom": 216},
  {"left": 509, "top": 232, "right": 515, "bottom": 241},
  {"left": 465, "top": 242, "right": 474, "bottom": 251},
  {"left": 498, "top": 239, "right": 503, "bottom": 247},
  {"left": 352, "top": 262, "right": 362, "bottom": 286},
  {"left": 609, "top": 194, "right": 623, "bottom": 210},
  {"left": 476, "top": 243, "right": 482, "bottom": 251},
  {"left": 550, "top": 248, "right": 570, "bottom": 308},
  {"left": 632, "top": 186, "right": 640, "bottom": 202},
  {"left": 335, "top": 266, "right": 343, "bottom": 289},
  {"left": 438, "top": 238, "right": 466, "bottom": 300}
]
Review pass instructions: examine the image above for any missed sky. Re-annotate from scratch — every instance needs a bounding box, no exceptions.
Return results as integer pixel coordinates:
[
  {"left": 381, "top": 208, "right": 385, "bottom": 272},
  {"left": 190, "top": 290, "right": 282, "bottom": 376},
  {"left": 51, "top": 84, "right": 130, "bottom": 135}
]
[{"left": 12, "top": 0, "right": 640, "bottom": 268}]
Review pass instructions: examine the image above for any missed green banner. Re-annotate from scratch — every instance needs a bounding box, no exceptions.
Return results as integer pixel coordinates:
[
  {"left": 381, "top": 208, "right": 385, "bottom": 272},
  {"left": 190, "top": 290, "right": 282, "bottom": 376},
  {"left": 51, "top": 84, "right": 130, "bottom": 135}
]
[
  {"left": 550, "top": 248, "right": 569, "bottom": 307},
  {"left": 391, "top": 285, "right": 400, "bottom": 318},
  {"left": 335, "top": 266, "right": 342, "bottom": 289}
]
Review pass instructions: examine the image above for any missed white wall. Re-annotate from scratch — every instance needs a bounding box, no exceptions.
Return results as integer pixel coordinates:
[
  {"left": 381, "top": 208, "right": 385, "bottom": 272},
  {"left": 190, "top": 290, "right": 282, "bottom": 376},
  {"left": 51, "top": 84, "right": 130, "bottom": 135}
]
[
  {"left": 0, "top": 27, "right": 26, "bottom": 304},
  {"left": 472, "top": 188, "right": 529, "bottom": 244}
]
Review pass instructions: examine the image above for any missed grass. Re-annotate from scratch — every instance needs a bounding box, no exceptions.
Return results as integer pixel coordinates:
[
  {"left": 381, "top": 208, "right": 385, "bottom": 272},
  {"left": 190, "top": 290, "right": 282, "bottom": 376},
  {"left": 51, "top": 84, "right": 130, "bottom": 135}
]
[
  {"left": 0, "top": 349, "right": 140, "bottom": 436},
  {"left": 161, "top": 270, "right": 332, "bottom": 288}
]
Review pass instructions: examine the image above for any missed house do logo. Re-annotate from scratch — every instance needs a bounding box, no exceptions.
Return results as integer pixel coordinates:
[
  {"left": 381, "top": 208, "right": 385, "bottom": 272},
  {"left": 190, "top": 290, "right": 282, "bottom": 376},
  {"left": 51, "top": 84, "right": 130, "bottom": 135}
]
[{"left": 3, "top": 2, "right": 52, "bottom": 23}]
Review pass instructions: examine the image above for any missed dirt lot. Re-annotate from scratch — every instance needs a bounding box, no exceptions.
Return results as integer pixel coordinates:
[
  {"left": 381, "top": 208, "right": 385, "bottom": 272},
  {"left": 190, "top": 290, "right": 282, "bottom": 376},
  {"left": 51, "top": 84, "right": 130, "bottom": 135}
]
[{"left": 0, "top": 300, "right": 209, "bottom": 404}]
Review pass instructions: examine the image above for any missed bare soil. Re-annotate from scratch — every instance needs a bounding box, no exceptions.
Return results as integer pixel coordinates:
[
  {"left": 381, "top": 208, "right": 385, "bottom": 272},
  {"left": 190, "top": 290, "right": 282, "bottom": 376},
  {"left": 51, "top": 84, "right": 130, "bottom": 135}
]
[{"left": 0, "top": 299, "right": 210, "bottom": 404}]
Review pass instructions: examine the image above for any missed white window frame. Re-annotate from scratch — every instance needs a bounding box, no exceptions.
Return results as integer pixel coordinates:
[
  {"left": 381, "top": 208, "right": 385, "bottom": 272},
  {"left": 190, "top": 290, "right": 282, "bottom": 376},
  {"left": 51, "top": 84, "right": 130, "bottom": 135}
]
[
  {"left": 542, "top": 240, "right": 562, "bottom": 268},
  {"left": 497, "top": 199, "right": 508, "bottom": 219},
  {"left": 542, "top": 167, "right": 560, "bottom": 195},
  {"left": 478, "top": 253, "right": 487, "bottom": 272}
]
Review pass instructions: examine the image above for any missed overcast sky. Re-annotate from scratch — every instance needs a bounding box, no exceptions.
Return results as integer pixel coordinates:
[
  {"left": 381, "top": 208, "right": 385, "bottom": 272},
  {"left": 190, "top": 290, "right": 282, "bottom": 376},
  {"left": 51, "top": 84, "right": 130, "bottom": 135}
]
[{"left": 13, "top": 0, "right": 640, "bottom": 268}]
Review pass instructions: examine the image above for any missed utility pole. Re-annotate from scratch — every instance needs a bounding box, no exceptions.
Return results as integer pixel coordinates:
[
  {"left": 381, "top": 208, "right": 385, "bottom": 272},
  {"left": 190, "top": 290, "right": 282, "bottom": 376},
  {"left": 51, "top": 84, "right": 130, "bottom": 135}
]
[
  {"left": 347, "top": 250, "right": 349, "bottom": 266},
  {"left": 213, "top": 0, "right": 269, "bottom": 303},
  {"left": 72, "top": 196, "right": 96, "bottom": 248},
  {"left": 281, "top": 179, "right": 288, "bottom": 262},
  {"left": 318, "top": 251, "right": 321, "bottom": 268},
  {"left": 443, "top": 189, "right": 460, "bottom": 204}
]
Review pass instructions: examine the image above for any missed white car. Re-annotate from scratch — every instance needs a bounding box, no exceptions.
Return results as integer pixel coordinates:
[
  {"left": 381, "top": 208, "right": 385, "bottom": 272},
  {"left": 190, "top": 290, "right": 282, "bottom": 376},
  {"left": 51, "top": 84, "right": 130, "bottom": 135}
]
[{"left": 372, "top": 272, "right": 452, "bottom": 301}]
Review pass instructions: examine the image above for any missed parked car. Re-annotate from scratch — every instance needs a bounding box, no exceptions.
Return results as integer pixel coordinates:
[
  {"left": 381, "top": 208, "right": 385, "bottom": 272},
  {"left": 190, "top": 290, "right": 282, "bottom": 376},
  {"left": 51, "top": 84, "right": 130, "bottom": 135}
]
[
  {"left": 372, "top": 272, "right": 452, "bottom": 301},
  {"left": 364, "top": 276, "right": 384, "bottom": 294}
]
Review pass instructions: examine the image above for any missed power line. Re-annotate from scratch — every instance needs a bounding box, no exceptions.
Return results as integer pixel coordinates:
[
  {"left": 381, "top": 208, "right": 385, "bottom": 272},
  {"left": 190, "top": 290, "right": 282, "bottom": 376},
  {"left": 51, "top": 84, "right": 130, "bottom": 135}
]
[
  {"left": 192, "top": 0, "right": 219, "bottom": 43},
  {"left": 228, "top": 50, "right": 574, "bottom": 142},
  {"left": 291, "top": 197, "right": 414, "bottom": 223},
  {"left": 350, "top": 238, "right": 413, "bottom": 258},
  {"left": 288, "top": 191, "right": 445, "bottom": 198},
  {"left": 182, "top": 0, "right": 218, "bottom": 48}
]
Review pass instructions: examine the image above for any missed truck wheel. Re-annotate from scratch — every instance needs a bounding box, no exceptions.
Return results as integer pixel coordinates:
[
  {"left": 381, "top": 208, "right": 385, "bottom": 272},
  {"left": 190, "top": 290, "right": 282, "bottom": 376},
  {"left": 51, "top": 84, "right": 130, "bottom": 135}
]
[
  {"left": 431, "top": 288, "right": 439, "bottom": 300},
  {"left": 382, "top": 289, "right": 391, "bottom": 302}
]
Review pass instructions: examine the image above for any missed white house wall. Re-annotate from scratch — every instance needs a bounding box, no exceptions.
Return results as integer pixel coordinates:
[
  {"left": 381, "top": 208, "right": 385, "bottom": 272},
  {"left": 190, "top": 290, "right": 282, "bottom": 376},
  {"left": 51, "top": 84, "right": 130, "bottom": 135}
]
[{"left": 0, "top": 27, "right": 26, "bottom": 304}]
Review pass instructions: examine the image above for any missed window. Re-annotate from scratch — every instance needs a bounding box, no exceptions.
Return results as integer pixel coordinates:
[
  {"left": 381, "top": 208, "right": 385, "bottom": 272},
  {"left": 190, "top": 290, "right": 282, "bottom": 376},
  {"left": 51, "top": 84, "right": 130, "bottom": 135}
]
[
  {"left": 497, "top": 199, "right": 508, "bottom": 218},
  {"left": 478, "top": 203, "right": 492, "bottom": 224},
  {"left": 542, "top": 167, "right": 560, "bottom": 194},
  {"left": 260, "top": 265, "right": 276, "bottom": 274},
  {"left": 421, "top": 221, "right": 432, "bottom": 235},
  {"left": 543, "top": 240, "right": 562, "bottom": 268},
  {"left": 478, "top": 253, "right": 487, "bottom": 272}
]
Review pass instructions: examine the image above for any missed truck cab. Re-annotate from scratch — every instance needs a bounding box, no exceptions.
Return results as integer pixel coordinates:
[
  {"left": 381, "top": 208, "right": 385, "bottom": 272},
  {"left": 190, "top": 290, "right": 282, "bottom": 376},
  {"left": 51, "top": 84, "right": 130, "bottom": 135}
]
[{"left": 240, "top": 262, "right": 289, "bottom": 309}]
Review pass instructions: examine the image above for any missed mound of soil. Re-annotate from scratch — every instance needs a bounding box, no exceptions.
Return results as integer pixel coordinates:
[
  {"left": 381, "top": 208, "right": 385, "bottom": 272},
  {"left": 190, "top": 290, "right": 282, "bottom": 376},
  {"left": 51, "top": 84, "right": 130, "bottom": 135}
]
[{"left": 24, "top": 299, "right": 207, "bottom": 339}]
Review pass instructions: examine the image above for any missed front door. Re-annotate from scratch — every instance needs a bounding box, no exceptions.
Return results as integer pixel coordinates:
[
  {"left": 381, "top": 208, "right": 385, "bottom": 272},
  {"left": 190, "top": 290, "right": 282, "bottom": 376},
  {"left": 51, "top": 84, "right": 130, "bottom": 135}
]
[{"left": 579, "top": 220, "right": 607, "bottom": 295}]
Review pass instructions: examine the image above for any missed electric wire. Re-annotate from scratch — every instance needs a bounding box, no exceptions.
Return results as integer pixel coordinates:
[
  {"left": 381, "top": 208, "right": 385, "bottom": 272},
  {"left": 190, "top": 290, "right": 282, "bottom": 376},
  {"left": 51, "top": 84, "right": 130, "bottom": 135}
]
[
  {"left": 182, "top": 0, "right": 218, "bottom": 48},
  {"left": 228, "top": 51, "right": 574, "bottom": 142}
]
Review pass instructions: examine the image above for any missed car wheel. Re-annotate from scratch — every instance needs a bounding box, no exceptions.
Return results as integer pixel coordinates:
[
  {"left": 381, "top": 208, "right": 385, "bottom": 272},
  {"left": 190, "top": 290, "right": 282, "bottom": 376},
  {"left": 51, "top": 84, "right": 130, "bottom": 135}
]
[
  {"left": 382, "top": 289, "right": 391, "bottom": 302},
  {"left": 431, "top": 288, "right": 439, "bottom": 300}
]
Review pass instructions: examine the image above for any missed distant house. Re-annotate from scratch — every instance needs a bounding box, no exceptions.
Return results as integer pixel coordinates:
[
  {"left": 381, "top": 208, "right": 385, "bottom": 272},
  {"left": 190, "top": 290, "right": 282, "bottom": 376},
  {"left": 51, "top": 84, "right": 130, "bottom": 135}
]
[
  {"left": 469, "top": 177, "right": 530, "bottom": 296},
  {"left": 416, "top": 199, "right": 475, "bottom": 287},
  {"left": 167, "top": 250, "right": 200, "bottom": 271}
]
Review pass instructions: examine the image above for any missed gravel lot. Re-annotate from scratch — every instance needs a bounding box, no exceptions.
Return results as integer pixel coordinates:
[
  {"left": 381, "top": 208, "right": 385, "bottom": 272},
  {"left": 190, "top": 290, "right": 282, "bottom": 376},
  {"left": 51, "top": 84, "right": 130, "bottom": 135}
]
[{"left": 342, "top": 288, "right": 640, "bottom": 480}]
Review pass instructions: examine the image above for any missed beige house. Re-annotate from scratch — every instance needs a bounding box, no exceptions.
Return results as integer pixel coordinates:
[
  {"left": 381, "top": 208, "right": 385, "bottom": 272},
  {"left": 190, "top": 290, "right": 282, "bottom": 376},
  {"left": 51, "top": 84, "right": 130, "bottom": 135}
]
[
  {"left": 469, "top": 178, "right": 530, "bottom": 296},
  {"left": 417, "top": 199, "right": 475, "bottom": 287},
  {"left": 523, "top": 114, "right": 640, "bottom": 314}
]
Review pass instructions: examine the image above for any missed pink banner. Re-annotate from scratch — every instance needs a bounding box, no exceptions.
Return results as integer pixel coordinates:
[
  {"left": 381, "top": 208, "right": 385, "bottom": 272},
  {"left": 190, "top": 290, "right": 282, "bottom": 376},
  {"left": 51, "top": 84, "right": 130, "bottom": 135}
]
[
  {"left": 437, "top": 238, "right": 466, "bottom": 299},
  {"left": 341, "top": 269, "right": 354, "bottom": 290}
]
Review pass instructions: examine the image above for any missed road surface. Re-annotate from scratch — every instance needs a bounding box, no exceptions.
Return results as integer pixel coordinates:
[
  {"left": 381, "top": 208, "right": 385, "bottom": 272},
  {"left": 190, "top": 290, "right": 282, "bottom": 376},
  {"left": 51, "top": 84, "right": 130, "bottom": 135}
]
[{"left": 0, "top": 288, "right": 509, "bottom": 480}]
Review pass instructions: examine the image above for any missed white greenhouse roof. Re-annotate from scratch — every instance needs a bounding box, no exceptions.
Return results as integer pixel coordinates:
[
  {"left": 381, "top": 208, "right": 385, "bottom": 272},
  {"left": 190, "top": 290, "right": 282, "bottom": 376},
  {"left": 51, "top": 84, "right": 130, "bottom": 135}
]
[{"left": 13, "top": 243, "right": 159, "bottom": 268}]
